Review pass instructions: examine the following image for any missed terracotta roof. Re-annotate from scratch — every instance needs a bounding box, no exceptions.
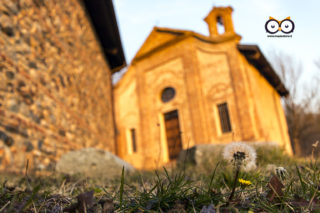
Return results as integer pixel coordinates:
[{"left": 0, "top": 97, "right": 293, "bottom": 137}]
[
  {"left": 134, "top": 27, "right": 288, "bottom": 97},
  {"left": 83, "top": 0, "right": 126, "bottom": 72},
  {"left": 155, "top": 27, "right": 241, "bottom": 44}
]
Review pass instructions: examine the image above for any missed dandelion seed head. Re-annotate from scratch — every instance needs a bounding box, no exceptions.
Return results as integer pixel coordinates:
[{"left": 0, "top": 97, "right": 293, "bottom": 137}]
[
  {"left": 275, "top": 166, "right": 287, "bottom": 180},
  {"left": 223, "top": 142, "right": 257, "bottom": 170}
]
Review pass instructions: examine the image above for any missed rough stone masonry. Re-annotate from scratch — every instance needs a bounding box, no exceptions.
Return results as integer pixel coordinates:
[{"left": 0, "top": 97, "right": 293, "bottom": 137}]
[{"left": 0, "top": 0, "right": 117, "bottom": 172}]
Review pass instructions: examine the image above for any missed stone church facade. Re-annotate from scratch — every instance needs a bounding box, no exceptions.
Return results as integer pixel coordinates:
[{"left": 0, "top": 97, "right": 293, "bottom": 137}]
[
  {"left": 0, "top": 0, "right": 125, "bottom": 171},
  {"left": 114, "top": 7, "right": 293, "bottom": 169}
]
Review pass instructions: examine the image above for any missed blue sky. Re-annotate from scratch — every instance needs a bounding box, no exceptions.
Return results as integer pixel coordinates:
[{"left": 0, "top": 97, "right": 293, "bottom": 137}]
[{"left": 113, "top": 0, "right": 320, "bottom": 83}]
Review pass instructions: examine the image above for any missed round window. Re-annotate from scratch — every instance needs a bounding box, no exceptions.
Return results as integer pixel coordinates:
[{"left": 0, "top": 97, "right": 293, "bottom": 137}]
[{"left": 161, "top": 87, "right": 176, "bottom": 103}]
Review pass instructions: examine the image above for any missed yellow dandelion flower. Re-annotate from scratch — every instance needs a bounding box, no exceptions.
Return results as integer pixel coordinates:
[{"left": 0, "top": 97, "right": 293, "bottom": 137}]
[{"left": 238, "top": 178, "right": 252, "bottom": 186}]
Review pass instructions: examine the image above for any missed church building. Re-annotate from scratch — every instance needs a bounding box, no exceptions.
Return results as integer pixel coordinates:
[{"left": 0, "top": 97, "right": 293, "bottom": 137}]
[{"left": 114, "top": 6, "right": 293, "bottom": 169}]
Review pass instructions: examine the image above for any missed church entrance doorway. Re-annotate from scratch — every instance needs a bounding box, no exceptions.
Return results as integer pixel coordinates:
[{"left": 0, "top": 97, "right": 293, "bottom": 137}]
[{"left": 164, "top": 110, "right": 183, "bottom": 160}]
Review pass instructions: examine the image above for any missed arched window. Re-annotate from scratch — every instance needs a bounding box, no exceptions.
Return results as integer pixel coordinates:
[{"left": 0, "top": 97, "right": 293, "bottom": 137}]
[
  {"left": 161, "top": 87, "right": 176, "bottom": 103},
  {"left": 217, "top": 16, "right": 225, "bottom": 34}
]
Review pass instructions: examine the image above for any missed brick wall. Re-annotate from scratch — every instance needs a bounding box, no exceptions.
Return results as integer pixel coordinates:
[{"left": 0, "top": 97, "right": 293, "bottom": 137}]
[{"left": 0, "top": 0, "right": 116, "bottom": 172}]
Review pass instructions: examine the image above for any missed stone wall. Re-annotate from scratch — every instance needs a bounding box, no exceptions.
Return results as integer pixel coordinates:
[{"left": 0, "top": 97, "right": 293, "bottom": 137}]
[{"left": 0, "top": 0, "right": 116, "bottom": 172}]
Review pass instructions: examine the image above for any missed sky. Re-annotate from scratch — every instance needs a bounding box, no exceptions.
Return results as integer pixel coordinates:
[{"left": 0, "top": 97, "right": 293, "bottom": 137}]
[{"left": 112, "top": 0, "right": 320, "bottom": 84}]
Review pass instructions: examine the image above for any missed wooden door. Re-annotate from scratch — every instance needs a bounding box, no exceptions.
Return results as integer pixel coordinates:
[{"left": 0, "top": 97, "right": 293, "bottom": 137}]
[{"left": 164, "top": 110, "right": 182, "bottom": 160}]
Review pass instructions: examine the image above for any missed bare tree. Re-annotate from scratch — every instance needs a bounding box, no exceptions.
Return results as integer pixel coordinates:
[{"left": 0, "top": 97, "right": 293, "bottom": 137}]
[{"left": 270, "top": 52, "right": 320, "bottom": 156}]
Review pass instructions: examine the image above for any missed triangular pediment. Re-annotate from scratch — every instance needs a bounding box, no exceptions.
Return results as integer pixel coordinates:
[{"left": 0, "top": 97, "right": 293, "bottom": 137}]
[{"left": 133, "top": 27, "right": 183, "bottom": 60}]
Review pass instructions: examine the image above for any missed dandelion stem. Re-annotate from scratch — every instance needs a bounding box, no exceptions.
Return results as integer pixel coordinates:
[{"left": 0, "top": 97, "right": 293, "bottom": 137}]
[{"left": 227, "top": 165, "right": 240, "bottom": 206}]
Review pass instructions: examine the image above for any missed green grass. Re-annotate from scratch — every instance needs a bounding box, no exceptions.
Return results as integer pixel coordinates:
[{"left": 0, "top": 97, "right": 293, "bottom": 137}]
[{"left": 0, "top": 147, "right": 320, "bottom": 212}]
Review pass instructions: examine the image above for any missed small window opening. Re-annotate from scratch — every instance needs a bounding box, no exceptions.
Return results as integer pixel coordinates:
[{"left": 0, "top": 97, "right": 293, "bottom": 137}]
[
  {"left": 217, "top": 16, "right": 225, "bottom": 34},
  {"left": 217, "top": 102, "right": 232, "bottom": 133},
  {"left": 130, "top": 128, "right": 137, "bottom": 152}
]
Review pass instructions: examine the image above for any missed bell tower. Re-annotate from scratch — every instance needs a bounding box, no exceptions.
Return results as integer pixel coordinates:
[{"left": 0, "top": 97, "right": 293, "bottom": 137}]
[{"left": 204, "top": 6, "right": 236, "bottom": 38}]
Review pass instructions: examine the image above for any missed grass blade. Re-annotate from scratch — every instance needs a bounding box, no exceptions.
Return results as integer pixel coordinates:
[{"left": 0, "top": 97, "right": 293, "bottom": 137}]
[
  {"left": 208, "top": 161, "right": 220, "bottom": 193},
  {"left": 295, "top": 164, "right": 306, "bottom": 194},
  {"left": 120, "top": 166, "right": 125, "bottom": 208}
]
